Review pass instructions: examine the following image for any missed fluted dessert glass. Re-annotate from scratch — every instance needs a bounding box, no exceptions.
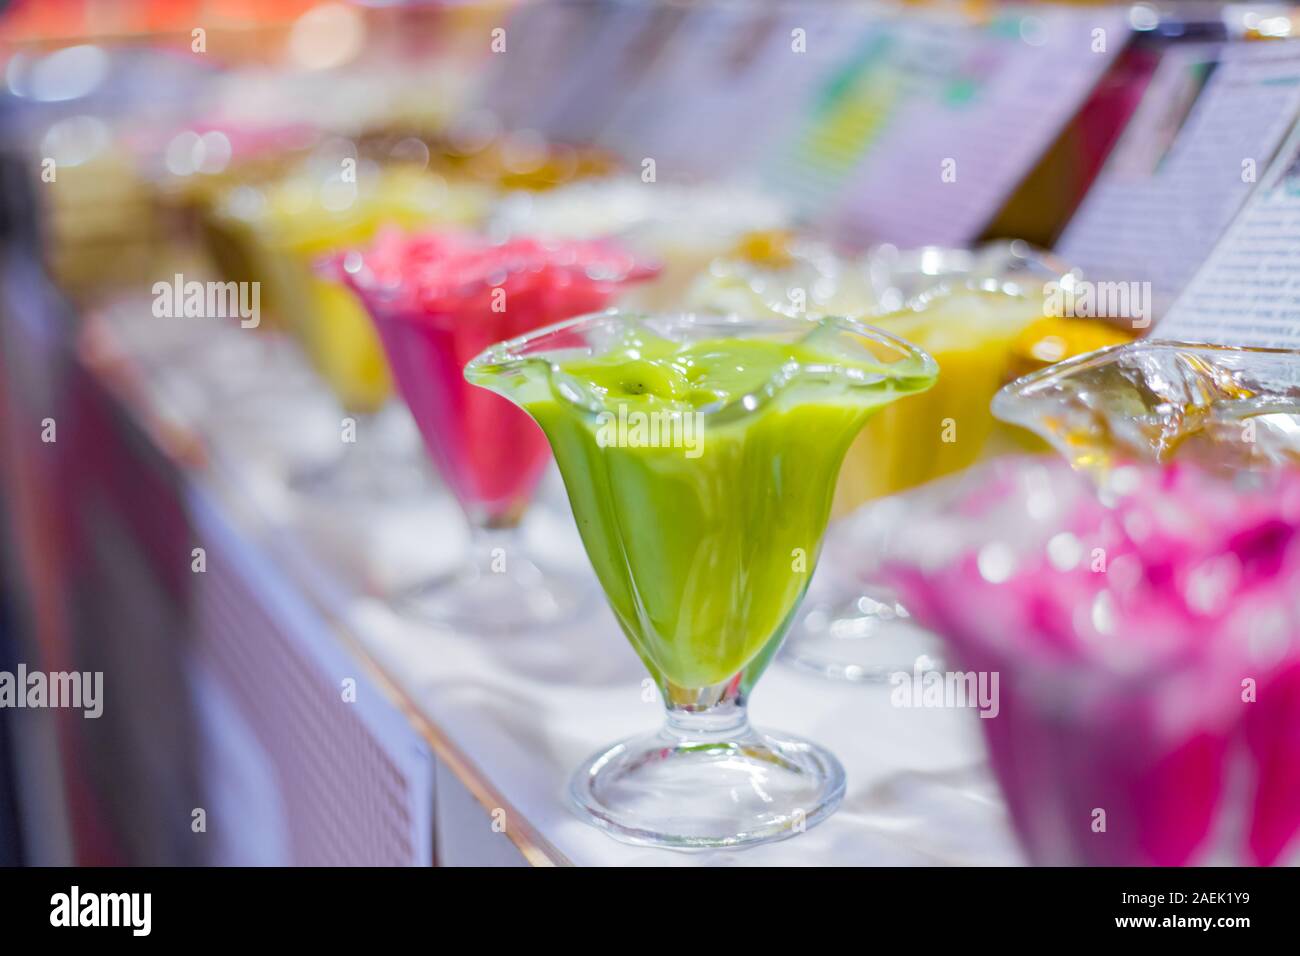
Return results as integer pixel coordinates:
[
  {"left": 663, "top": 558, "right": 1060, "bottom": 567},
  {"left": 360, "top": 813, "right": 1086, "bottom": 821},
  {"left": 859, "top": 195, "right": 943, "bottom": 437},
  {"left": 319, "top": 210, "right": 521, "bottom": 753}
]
[
  {"left": 466, "top": 311, "right": 937, "bottom": 848},
  {"left": 210, "top": 159, "right": 486, "bottom": 498}
]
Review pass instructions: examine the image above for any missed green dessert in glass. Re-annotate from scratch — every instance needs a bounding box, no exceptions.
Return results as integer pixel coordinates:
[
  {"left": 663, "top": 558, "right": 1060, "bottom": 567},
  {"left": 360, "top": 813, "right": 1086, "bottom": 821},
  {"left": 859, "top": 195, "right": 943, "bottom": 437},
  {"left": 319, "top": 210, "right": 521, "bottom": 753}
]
[{"left": 467, "top": 312, "right": 937, "bottom": 849}]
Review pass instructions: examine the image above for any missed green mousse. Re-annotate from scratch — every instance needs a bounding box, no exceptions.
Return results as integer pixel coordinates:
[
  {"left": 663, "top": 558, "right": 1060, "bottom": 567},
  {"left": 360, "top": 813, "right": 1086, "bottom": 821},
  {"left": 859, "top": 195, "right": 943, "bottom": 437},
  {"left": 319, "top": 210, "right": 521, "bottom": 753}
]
[{"left": 467, "top": 318, "right": 936, "bottom": 691}]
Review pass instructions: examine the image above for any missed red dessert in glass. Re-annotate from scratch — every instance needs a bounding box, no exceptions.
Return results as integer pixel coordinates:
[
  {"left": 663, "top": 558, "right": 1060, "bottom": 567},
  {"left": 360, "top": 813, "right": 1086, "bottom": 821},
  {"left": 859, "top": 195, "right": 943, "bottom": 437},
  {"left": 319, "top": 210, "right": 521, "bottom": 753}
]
[{"left": 330, "top": 229, "right": 654, "bottom": 630}]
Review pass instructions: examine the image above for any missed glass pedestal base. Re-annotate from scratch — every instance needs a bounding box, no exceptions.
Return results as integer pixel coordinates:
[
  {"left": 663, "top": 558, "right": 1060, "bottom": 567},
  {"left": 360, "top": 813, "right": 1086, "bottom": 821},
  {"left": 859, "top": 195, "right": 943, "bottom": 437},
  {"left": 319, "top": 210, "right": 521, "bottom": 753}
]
[
  {"left": 396, "top": 547, "right": 590, "bottom": 633},
  {"left": 570, "top": 722, "right": 845, "bottom": 850},
  {"left": 783, "top": 583, "right": 946, "bottom": 682},
  {"left": 289, "top": 439, "right": 429, "bottom": 501},
  {"left": 288, "top": 404, "right": 430, "bottom": 501}
]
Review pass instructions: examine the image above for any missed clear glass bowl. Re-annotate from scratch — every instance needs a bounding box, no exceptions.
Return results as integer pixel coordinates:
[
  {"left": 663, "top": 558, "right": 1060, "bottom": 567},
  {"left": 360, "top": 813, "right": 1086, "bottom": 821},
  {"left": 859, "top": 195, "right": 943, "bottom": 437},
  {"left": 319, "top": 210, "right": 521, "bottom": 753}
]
[
  {"left": 467, "top": 310, "right": 937, "bottom": 848},
  {"left": 993, "top": 339, "right": 1300, "bottom": 483}
]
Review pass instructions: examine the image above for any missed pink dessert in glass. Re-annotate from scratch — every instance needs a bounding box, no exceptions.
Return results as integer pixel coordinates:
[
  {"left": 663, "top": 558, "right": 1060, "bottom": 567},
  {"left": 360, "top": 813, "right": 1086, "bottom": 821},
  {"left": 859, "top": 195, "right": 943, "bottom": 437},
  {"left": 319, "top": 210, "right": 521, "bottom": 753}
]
[
  {"left": 878, "top": 458, "right": 1300, "bottom": 865},
  {"left": 332, "top": 229, "right": 654, "bottom": 630}
]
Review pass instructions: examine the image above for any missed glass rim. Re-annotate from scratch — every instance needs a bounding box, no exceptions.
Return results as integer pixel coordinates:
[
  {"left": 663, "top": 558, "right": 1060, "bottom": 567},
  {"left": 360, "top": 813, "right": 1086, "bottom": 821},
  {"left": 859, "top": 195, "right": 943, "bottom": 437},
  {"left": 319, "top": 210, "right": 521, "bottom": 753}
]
[
  {"left": 320, "top": 232, "right": 657, "bottom": 313},
  {"left": 697, "top": 242, "right": 1059, "bottom": 323},
  {"left": 465, "top": 308, "right": 940, "bottom": 423},
  {"left": 994, "top": 337, "right": 1300, "bottom": 414}
]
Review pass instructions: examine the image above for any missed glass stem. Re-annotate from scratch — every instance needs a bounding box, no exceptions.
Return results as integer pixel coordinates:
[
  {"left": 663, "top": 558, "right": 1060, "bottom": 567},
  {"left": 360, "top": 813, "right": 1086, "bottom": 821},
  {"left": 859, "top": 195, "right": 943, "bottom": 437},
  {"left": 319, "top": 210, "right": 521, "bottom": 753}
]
[
  {"left": 464, "top": 521, "right": 528, "bottom": 579},
  {"left": 369, "top": 400, "right": 412, "bottom": 461},
  {"left": 345, "top": 408, "right": 378, "bottom": 449},
  {"left": 662, "top": 674, "right": 750, "bottom": 742},
  {"left": 318, "top": 409, "right": 374, "bottom": 482}
]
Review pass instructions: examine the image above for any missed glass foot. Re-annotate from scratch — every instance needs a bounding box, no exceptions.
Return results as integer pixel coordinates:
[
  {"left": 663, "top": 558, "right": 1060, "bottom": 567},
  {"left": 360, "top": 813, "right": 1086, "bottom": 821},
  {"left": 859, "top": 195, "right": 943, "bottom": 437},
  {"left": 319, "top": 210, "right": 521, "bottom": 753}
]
[
  {"left": 190, "top": 332, "right": 316, "bottom": 403},
  {"left": 570, "top": 723, "right": 845, "bottom": 850},
  {"left": 396, "top": 549, "right": 590, "bottom": 633},
  {"left": 289, "top": 405, "right": 431, "bottom": 501},
  {"left": 289, "top": 445, "right": 430, "bottom": 500},
  {"left": 782, "top": 585, "right": 946, "bottom": 682}
]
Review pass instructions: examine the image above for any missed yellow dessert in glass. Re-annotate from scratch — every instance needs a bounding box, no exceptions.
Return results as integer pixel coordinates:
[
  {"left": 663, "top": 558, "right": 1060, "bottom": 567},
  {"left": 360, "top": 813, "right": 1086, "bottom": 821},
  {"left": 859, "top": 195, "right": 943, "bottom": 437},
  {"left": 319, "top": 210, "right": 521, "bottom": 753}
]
[
  {"left": 690, "top": 243, "right": 1136, "bottom": 682},
  {"left": 690, "top": 247, "right": 1135, "bottom": 513},
  {"left": 838, "top": 286, "right": 1049, "bottom": 512},
  {"left": 211, "top": 161, "right": 490, "bottom": 415}
]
